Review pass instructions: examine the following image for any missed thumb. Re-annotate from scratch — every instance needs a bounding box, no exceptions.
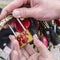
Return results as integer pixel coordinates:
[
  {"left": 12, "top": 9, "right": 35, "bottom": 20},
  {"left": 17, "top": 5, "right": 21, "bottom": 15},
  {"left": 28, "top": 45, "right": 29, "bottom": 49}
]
[
  {"left": 12, "top": 7, "right": 40, "bottom": 18},
  {"left": 33, "top": 34, "right": 51, "bottom": 57}
]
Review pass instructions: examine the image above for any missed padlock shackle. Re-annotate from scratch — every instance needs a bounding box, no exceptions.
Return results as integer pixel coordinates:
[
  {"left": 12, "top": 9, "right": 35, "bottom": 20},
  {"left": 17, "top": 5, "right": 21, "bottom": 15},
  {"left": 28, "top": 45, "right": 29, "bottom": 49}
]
[
  {"left": 8, "top": 25, "right": 17, "bottom": 37},
  {"left": 16, "top": 18, "right": 26, "bottom": 31}
]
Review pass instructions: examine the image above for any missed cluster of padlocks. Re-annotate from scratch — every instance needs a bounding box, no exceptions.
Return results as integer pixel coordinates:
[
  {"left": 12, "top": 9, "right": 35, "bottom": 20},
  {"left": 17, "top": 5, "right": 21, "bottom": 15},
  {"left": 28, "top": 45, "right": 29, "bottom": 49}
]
[{"left": 0, "top": 8, "right": 60, "bottom": 60}]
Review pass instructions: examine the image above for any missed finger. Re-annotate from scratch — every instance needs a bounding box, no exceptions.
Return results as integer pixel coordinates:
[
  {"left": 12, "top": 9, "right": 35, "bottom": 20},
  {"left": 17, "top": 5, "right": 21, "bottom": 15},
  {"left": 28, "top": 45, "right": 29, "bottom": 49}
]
[
  {"left": 20, "top": 56, "right": 26, "bottom": 60},
  {"left": 28, "top": 53, "right": 39, "bottom": 60},
  {"left": 9, "top": 35, "right": 22, "bottom": 58},
  {"left": 10, "top": 50, "right": 19, "bottom": 60},
  {"left": 21, "top": 48, "right": 30, "bottom": 59},
  {"left": 9, "top": 35, "right": 19, "bottom": 50},
  {"left": 24, "top": 44, "right": 35, "bottom": 56},
  {"left": 12, "top": 7, "right": 41, "bottom": 18},
  {"left": 0, "top": 0, "right": 26, "bottom": 20},
  {"left": 7, "top": 57, "right": 10, "bottom": 60},
  {"left": 10, "top": 32, "right": 29, "bottom": 59},
  {"left": 33, "top": 34, "right": 51, "bottom": 57}
]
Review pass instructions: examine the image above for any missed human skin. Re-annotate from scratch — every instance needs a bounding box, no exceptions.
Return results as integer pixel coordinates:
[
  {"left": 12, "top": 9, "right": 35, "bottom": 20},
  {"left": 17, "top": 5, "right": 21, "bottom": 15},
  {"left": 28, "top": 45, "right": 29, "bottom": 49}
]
[
  {"left": 0, "top": 0, "right": 60, "bottom": 20},
  {"left": 8, "top": 34, "right": 55, "bottom": 60}
]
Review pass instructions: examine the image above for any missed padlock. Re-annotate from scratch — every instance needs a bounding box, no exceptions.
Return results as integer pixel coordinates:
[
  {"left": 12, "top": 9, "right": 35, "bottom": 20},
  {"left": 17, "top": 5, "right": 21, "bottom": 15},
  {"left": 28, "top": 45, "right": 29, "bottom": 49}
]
[
  {"left": 9, "top": 18, "right": 33, "bottom": 48},
  {"left": 55, "top": 19, "right": 60, "bottom": 26},
  {"left": 40, "top": 21, "right": 60, "bottom": 45},
  {"left": 16, "top": 18, "right": 33, "bottom": 47},
  {"left": 40, "top": 35, "right": 49, "bottom": 47}
]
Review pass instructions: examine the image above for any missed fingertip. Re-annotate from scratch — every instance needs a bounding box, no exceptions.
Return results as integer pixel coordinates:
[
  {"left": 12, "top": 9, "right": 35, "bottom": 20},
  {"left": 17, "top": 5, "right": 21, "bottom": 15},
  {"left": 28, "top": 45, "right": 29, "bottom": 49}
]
[
  {"left": 33, "top": 34, "right": 46, "bottom": 49},
  {"left": 9, "top": 35, "right": 15, "bottom": 38},
  {"left": 9, "top": 35, "right": 20, "bottom": 51},
  {"left": 12, "top": 8, "right": 33, "bottom": 18},
  {"left": 33, "top": 34, "right": 40, "bottom": 45},
  {"left": 9, "top": 35, "right": 18, "bottom": 44},
  {"left": 9, "top": 35, "right": 15, "bottom": 40},
  {"left": 12, "top": 9, "right": 21, "bottom": 18},
  {"left": 33, "top": 34, "right": 39, "bottom": 40}
]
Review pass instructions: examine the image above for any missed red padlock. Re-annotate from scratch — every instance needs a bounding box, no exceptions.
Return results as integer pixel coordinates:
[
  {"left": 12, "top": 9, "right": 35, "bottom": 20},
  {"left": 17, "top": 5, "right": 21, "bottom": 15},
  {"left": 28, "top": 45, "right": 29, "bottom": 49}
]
[
  {"left": 40, "top": 35, "right": 49, "bottom": 47},
  {"left": 55, "top": 19, "right": 60, "bottom": 26}
]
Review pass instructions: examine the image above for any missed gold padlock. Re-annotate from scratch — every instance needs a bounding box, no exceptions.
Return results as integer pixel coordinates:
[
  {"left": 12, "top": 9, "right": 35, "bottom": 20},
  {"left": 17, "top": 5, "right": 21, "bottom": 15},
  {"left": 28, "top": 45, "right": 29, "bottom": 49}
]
[
  {"left": 8, "top": 18, "right": 33, "bottom": 48},
  {"left": 17, "top": 30, "right": 33, "bottom": 48}
]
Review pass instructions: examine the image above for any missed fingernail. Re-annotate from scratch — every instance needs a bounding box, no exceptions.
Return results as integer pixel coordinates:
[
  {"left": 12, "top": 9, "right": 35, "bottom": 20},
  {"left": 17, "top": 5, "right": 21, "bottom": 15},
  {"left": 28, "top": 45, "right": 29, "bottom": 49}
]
[
  {"left": 34, "top": 34, "right": 39, "bottom": 39},
  {"left": 33, "top": 34, "right": 38, "bottom": 41},
  {"left": 9, "top": 35, "right": 15, "bottom": 39},
  {"left": 13, "top": 11, "right": 20, "bottom": 18},
  {"left": 9, "top": 35, "right": 12, "bottom": 38},
  {"left": 33, "top": 34, "right": 37, "bottom": 37},
  {"left": 9, "top": 35, "right": 12, "bottom": 39}
]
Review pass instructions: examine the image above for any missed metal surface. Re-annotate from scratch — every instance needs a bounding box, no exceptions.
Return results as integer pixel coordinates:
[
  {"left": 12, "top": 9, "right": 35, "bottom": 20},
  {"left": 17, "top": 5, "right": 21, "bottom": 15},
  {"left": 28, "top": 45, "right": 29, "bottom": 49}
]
[{"left": 0, "top": 15, "right": 13, "bottom": 30}]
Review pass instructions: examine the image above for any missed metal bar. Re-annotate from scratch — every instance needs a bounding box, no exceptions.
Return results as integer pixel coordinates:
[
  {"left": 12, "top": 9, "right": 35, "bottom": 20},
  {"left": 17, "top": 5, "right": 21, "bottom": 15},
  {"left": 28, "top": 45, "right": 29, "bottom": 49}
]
[
  {"left": 8, "top": 25, "right": 17, "bottom": 37},
  {"left": 16, "top": 18, "right": 26, "bottom": 30}
]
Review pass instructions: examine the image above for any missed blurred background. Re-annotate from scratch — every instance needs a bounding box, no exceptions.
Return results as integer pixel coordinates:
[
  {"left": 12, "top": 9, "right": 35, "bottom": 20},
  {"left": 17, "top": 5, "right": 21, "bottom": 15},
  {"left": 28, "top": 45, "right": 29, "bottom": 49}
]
[{"left": 0, "top": 0, "right": 12, "bottom": 8}]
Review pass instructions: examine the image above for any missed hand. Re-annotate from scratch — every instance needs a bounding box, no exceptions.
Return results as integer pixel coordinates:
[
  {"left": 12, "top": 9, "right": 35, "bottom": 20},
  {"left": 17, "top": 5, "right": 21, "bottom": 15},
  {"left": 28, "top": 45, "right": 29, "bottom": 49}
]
[
  {"left": 0, "top": 0, "right": 60, "bottom": 20},
  {"left": 8, "top": 34, "right": 55, "bottom": 60}
]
